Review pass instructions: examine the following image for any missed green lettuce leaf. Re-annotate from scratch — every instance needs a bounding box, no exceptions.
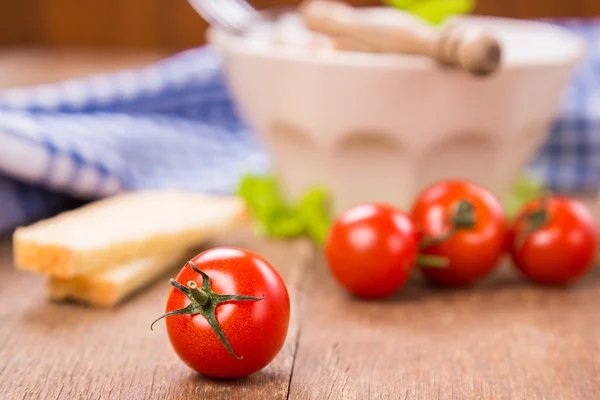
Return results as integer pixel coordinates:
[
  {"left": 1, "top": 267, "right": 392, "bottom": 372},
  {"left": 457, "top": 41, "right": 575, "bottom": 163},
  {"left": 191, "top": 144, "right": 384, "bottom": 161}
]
[
  {"left": 383, "top": 0, "right": 417, "bottom": 9},
  {"left": 238, "top": 172, "right": 545, "bottom": 244},
  {"left": 296, "top": 186, "right": 332, "bottom": 246},
  {"left": 384, "top": 0, "right": 475, "bottom": 25},
  {"left": 237, "top": 174, "right": 332, "bottom": 245},
  {"left": 502, "top": 175, "right": 546, "bottom": 219}
]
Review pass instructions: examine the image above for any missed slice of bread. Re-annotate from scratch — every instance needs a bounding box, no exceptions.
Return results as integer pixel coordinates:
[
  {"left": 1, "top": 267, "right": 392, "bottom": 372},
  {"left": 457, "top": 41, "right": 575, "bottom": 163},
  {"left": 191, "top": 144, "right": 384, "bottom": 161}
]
[
  {"left": 13, "top": 190, "right": 247, "bottom": 278},
  {"left": 47, "top": 249, "right": 192, "bottom": 307}
]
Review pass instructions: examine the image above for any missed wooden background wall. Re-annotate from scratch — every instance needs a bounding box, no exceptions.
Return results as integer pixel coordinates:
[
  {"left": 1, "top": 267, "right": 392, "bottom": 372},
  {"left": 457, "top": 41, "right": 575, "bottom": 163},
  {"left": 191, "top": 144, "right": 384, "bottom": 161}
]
[{"left": 1, "top": 0, "right": 599, "bottom": 51}]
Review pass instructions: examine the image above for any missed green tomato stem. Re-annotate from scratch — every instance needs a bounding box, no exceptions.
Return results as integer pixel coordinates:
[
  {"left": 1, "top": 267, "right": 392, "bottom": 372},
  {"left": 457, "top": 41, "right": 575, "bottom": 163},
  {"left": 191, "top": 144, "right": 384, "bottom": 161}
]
[
  {"left": 515, "top": 195, "right": 551, "bottom": 249},
  {"left": 417, "top": 254, "right": 449, "bottom": 269},
  {"left": 150, "top": 261, "right": 265, "bottom": 360},
  {"left": 420, "top": 199, "right": 476, "bottom": 249},
  {"left": 187, "top": 281, "right": 209, "bottom": 306}
]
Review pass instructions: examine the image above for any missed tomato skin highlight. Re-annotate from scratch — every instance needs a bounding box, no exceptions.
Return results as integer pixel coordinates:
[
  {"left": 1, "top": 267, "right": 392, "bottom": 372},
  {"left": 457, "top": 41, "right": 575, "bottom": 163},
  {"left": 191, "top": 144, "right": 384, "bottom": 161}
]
[
  {"left": 509, "top": 197, "right": 597, "bottom": 285},
  {"left": 325, "top": 203, "right": 419, "bottom": 299},
  {"left": 164, "top": 247, "right": 290, "bottom": 379},
  {"left": 411, "top": 180, "right": 507, "bottom": 287}
]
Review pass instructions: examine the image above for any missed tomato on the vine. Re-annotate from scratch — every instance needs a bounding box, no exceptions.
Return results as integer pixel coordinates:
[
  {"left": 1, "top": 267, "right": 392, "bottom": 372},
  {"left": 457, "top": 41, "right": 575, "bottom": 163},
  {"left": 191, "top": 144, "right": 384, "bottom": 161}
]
[
  {"left": 509, "top": 196, "right": 597, "bottom": 285},
  {"left": 324, "top": 203, "right": 420, "bottom": 299},
  {"left": 151, "top": 247, "right": 290, "bottom": 379},
  {"left": 411, "top": 179, "right": 507, "bottom": 286}
]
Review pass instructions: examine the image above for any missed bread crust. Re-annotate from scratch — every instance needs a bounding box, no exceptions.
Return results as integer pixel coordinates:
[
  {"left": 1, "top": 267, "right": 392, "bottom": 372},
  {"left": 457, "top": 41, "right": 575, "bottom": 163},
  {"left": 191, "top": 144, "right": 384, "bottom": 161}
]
[{"left": 13, "top": 190, "right": 248, "bottom": 278}]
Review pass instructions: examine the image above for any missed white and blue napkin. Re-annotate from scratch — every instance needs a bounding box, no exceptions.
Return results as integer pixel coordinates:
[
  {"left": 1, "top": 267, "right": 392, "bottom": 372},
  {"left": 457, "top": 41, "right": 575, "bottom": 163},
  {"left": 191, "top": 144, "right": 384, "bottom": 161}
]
[{"left": 0, "top": 20, "right": 599, "bottom": 234}]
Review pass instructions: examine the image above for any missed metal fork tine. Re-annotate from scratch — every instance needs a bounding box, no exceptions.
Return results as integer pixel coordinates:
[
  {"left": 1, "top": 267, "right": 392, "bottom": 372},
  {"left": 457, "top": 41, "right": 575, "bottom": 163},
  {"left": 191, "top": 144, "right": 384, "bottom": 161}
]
[
  {"left": 219, "top": 0, "right": 255, "bottom": 31},
  {"left": 187, "top": 0, "right": 260, "bottom": 33},
  {"left": 235, "top": 0, "right": 260, "bottom": 16},
  {"left": 204, "top": 0, "right": 241, "bottom": 32},
  {"left": 188, "top": 0, "right": 216, "bottom": 26}
]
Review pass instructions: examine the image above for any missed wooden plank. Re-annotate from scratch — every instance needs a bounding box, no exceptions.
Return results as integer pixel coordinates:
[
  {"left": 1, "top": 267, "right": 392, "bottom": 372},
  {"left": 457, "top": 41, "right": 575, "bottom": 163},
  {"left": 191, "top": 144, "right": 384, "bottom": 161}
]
[
  {"left": 512, "top": 0, "right": 578, "bottom": 18},
  {"left": 0, "top": 231, "right": 315, "bottom": 399},
  {"left": 582, "top": 0, "right": 600, "bottom": 16},
  {"left": 112, "top": 0, "right": 167, "bottom": 49},
  {"left": 0, "top": 0, "right": 42, "bottom": 46},
  {"left": 0, "top": 48, "right": 168, "bottom": 89},
  {"left": 473, "top": 0, "right": 515, "bottom": 18},
  {"left": 163, "top": 0, "right": 208, "bottom": 50},
  {"left": 40, "top": 0, "right": 119, "bottom": 47},
  {"left": 288, "top": 256, "right": 600, "bottom": 399},
  {"left": 4, "top": 0, "right": 598, "bottom": 50}
]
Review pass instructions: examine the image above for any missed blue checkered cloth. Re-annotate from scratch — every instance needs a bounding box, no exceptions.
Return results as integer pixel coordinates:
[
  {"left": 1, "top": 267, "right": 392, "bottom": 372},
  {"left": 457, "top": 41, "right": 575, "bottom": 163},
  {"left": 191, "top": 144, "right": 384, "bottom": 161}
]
[
  {"left": 529, "top": 20, "right": 600, "bottom": 193},
  {"left": 0, "top": 48, "right": 270, "bottom": 233},
  {"left": 0, "top": 20, "right": 598, "bottom": 234}
]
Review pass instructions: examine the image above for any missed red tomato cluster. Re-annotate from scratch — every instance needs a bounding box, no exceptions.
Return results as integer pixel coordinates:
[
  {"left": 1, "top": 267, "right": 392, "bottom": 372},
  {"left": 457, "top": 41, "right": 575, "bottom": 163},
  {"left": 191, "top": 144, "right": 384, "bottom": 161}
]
[
  {"left": 325, "top": 179, "right": 598, "bottom": 299},
  {"left": 151, "top": 180, "right": 597, "bottom": 380}
]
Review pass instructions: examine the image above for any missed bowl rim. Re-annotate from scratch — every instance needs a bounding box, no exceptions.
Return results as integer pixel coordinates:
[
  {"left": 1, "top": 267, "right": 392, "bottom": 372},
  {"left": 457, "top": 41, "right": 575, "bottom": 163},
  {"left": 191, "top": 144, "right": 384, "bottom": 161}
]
[{"left": 208, "top": 13, "right": 588, "bottom": 71}]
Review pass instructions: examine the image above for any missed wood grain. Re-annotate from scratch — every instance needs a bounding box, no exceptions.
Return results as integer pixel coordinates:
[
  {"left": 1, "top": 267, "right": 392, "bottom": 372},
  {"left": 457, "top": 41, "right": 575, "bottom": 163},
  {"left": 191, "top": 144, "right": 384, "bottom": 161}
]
[
  {"left": 0, "top": 0, "right": 599, "bottom": 50},
  {"left": 2, "top": 48, "right": 600, "bottom": 399},
  {"left": 0, "top": 48, "right": 168, "bottom": 89},
  {"left": 473, "top": 0, "right": 516, "bottom": 18},
  {"left": 112, "top": 0, "right": 168, "bottom": 49},
  {"left": 0, "top": 231, "right": 315, "bottom": 399},
  {"left": 41, "top": 0, "right": 119, "bottom": 47},
  {"left": 3, "top": 225, "right": 600, "bottom": 399},
  {"left": 0, "top": 0, "right": 43, "bottom": 46},
  {"left": 163, "top": 0, "right": 209, "bottom": 52},
  {"left": 288, "top": 256, "right": 600, "bottom": 399}
]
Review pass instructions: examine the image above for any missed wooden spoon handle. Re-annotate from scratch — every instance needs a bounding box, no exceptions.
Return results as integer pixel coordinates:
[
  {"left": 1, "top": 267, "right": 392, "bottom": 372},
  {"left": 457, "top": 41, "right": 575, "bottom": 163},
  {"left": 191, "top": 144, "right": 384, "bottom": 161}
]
[
  {"left": 434, "top": 23, "right": 502, "bottom": 76},
  {"left": 299, "top": 0, "right": 502, "bottom": 76},
  {"left": 300, "top": 0, "right": 436, "bottom": 55}
]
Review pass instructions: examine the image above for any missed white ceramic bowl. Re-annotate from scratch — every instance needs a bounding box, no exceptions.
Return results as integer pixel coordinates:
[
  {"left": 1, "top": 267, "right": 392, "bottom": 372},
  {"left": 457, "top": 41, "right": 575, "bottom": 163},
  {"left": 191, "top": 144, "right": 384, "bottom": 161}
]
[{"left": 210, "top": 14, "right": 587, "bottom": 215}]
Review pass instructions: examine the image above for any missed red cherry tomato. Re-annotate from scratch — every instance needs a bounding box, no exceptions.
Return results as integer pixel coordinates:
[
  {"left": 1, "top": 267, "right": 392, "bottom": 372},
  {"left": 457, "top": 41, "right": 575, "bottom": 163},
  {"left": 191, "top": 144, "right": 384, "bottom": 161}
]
[
  {"left": 324, "top": 203, "right": 419, "bottom": 299},
  {"left": 411, "top": 179, "right": 507, "bottom": 286},
  {"left": 509, "top": 196, "right": 597, "bottom": 285},
  {"left": 151, "top": 247, "right": 290, "bottom": 379}
]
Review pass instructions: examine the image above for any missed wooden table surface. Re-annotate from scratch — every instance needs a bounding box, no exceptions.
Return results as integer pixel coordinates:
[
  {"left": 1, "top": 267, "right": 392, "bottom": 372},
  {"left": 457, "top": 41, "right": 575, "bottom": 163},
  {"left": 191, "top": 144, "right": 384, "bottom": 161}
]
[
  {"left": 2, "top": 49, "right": 600, "bottom": 399},
  {"left": 0, "top": 47, "right": 168, "bottom": 89},
  {"left": 2, "top": 230, "right": 600, "bottom": 400}
]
